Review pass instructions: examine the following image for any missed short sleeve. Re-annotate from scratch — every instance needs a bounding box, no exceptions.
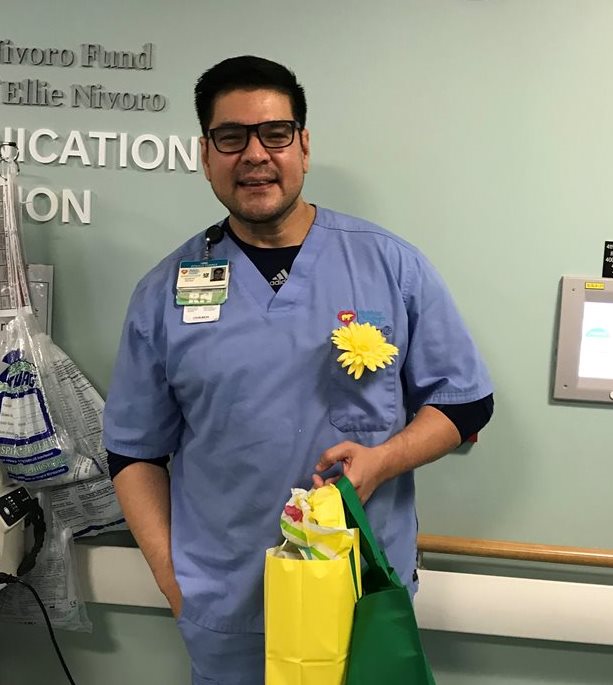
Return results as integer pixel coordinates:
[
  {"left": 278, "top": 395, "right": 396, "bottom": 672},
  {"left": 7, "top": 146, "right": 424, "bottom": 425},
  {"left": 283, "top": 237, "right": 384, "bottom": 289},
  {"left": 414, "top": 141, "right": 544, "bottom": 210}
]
[
  {"left": 103, "top": 288, "right": 183, "bottom": 459},
  {"left": 401, "top": 252, "right": 492, "bottom": 413}
]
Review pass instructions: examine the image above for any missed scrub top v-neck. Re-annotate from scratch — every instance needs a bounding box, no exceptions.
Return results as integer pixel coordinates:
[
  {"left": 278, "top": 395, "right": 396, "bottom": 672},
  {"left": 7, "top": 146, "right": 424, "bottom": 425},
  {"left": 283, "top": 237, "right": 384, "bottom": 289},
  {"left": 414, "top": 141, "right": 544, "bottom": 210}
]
[{"left": 223, "top": 217, "right": 327, "bottom": 313}]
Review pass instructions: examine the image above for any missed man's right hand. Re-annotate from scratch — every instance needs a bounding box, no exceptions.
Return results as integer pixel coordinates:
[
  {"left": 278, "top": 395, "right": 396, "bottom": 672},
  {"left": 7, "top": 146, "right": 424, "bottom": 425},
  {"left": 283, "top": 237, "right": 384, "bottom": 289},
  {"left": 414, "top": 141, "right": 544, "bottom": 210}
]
[{"left": 161, "top": 577, "right": 183, "bottom": 619}]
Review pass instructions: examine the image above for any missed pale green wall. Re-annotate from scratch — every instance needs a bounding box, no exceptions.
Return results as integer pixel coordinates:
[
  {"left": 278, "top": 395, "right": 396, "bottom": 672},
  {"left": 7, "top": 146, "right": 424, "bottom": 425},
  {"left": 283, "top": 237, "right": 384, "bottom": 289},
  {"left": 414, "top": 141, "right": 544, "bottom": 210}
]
[{"left": 1, "top": 0, "right": 613, "bottom": 682}]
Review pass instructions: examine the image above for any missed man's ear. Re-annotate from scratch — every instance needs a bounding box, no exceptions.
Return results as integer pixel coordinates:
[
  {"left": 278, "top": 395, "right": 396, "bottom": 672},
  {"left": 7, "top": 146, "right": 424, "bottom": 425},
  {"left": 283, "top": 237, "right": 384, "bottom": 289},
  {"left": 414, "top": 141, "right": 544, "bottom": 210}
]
[
  {"left": 300, "top": 128, "right": 310, "bottom": 174},
  {"left": 200, "top": 136, "right": 211, "bottom": 181}
]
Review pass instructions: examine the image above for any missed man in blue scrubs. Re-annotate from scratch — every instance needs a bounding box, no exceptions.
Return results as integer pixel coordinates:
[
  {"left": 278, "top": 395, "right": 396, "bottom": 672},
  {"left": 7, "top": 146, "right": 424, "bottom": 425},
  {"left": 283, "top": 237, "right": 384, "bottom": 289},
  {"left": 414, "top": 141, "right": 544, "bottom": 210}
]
[{"left": 103, "top": 56, "right": 493, "bottom": 685}]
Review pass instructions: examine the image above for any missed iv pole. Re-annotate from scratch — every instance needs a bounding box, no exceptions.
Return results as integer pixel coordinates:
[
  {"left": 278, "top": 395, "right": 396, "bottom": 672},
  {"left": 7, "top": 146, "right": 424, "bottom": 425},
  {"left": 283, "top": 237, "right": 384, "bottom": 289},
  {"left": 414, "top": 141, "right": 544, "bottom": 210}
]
[{"left": 0, "top": 141, "right": 31, "bottom": 313}]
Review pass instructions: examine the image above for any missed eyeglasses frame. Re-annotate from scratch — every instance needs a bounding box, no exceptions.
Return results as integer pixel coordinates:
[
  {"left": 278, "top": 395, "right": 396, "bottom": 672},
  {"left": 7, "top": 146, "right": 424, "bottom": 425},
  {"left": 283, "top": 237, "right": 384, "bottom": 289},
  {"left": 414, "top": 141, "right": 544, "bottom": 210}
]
[{"left": 205, "top": 120, "right": 302, "bottom": 154}]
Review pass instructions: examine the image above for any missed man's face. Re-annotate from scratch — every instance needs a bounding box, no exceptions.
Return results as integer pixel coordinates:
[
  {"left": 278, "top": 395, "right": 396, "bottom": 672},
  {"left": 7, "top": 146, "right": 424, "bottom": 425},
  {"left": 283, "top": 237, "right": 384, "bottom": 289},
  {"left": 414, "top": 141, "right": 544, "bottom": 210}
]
[{"left": 200, "top": 89, "right": 310, "bottom": 226}]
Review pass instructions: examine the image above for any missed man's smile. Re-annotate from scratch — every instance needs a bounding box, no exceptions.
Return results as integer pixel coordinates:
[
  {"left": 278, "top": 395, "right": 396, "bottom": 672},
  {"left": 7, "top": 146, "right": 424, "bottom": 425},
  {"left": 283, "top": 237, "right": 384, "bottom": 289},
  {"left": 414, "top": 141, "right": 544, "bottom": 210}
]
[{"left": 237, "top": 176, "right": 278, "bottom": 187}]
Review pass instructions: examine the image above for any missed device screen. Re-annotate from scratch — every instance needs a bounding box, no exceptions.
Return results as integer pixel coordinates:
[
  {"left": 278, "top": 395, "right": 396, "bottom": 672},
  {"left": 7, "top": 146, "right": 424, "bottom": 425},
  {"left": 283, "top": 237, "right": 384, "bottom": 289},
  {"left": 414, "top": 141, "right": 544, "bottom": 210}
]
[{"left": 578, "top": 301, "right": 613, "bottom": 380}]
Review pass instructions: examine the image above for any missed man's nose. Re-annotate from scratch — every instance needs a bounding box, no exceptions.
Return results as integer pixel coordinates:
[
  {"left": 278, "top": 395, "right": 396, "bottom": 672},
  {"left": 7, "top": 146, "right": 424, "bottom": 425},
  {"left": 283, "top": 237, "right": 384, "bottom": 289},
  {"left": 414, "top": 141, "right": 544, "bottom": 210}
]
[{"left": 241, "top": 130, "right": 272, "bottom": 163}]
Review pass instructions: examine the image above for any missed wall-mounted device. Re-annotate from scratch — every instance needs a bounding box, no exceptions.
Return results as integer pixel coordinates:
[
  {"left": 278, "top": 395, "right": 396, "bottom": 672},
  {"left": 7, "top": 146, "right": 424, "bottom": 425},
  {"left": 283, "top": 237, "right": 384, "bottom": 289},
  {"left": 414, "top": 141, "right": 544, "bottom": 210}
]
[
  {"left": 0, "top": 484, "right": 31, "bottom": 578},
  {"left": 553, "top": 275, "right": 613, "bottom": 402}
]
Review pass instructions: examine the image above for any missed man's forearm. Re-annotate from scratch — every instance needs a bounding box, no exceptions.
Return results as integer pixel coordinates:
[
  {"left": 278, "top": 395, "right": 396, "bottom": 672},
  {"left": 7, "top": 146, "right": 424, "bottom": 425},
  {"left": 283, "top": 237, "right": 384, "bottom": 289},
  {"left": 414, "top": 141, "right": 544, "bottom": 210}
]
[
  {"left": 315, "top": 405, "right": 463, "bottom": 503},
  {"left": 113, "top": 461, "right": 181, "bottom": 613},
  {"left": 377, "top": 405, "right": 462, "bottom": 481}
]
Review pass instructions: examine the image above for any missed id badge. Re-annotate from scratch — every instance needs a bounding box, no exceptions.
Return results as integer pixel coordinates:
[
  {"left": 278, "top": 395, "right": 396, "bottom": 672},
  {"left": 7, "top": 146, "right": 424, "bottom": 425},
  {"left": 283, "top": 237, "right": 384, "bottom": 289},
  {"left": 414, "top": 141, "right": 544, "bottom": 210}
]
[
  {"left": 176, "top": 258, "right": 230, "bottom": 307},
  {"left": 183, "top": 305, "right": 220, "bottom": 324},
  {"left": 177, "top": 259, "right": 229, "bottom": 289}
]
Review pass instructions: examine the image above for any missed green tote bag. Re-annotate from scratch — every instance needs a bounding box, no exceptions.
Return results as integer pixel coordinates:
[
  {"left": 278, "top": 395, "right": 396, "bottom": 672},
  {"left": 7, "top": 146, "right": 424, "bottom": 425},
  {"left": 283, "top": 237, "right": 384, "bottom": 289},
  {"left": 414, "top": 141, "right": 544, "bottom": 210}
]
[{"left": 337, "top": 476, "right": 436, "bottom": 685}]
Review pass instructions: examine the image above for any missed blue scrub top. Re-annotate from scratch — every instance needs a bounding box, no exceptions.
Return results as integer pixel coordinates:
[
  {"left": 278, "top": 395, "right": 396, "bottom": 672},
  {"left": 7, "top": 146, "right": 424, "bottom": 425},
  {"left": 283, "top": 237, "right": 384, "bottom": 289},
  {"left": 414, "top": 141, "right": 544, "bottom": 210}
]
[{"left": 103, "top": 206, "right": 492, "bottom": 633}]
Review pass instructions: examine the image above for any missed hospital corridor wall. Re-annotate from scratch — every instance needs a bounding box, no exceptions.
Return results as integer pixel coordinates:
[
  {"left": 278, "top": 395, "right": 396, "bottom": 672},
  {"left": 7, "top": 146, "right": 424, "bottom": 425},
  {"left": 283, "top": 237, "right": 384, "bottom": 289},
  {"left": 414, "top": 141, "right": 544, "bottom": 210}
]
[{"left": 1, "top": 1, "right": 613, "bottom": 683}]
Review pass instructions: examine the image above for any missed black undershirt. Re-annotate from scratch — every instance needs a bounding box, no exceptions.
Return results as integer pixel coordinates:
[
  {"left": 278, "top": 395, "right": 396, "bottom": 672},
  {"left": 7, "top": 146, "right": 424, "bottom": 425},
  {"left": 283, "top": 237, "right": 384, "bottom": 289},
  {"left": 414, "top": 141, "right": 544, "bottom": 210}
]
[
  {"left": 107, "top": 226, "right": 494, "bottom": 479},
  {"left": 224, "top": 222, "right": 300, "bottom": 291}
]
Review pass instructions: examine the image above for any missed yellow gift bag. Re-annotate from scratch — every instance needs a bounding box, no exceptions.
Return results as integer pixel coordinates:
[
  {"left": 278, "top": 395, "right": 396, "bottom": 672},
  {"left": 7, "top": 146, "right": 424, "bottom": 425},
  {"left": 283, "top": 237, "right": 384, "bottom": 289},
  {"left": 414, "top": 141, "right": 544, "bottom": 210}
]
[{"left": 265, "top": 485, "right": 361, "bottom": 685}]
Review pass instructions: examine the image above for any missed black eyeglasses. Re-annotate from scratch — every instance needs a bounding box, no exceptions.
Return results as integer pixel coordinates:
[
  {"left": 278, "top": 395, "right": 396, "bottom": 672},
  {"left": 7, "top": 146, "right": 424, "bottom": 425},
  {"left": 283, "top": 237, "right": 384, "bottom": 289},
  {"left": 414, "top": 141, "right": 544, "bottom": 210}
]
[{"left": 206, "top": 120, "right": 301, "bottom": 153}]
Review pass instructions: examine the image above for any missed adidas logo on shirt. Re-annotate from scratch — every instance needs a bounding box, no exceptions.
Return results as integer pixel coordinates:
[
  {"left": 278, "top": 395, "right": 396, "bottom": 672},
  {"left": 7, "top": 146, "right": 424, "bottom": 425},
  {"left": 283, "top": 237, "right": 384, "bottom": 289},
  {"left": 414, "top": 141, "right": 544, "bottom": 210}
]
[{"left": 270, "top": 269, "right": 289, "bottom": 287}]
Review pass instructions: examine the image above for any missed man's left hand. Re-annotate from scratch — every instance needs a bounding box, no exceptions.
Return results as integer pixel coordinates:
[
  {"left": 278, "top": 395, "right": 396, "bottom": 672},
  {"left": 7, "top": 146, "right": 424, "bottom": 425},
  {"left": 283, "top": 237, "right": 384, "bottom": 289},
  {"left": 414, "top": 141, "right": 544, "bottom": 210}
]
[{"left": 312, "top": 440, "right": 388, "bottom": 504}]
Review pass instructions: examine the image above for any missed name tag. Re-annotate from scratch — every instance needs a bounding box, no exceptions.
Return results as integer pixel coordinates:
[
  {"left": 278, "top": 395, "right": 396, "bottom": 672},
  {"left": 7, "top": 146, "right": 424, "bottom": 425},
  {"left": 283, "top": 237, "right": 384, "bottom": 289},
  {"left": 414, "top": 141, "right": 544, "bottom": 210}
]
[{"left": 182, "top": 305, "right": 220, "bottom": 324}]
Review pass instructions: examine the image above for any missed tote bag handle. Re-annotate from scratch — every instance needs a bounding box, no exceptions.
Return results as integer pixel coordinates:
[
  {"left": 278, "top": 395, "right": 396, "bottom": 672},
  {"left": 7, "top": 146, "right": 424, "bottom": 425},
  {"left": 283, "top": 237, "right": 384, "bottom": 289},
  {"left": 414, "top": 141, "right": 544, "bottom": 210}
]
[{"left": 336, "top": 476, "right": 403, "bottom": 591}]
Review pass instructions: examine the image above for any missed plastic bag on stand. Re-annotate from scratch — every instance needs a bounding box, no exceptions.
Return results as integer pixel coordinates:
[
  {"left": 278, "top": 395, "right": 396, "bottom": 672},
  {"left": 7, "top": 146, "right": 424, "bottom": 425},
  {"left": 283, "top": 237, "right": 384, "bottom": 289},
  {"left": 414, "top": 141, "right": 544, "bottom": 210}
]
[
  {"left": 0, "top": 493, "right": 92, "bottom": 632},
  {"left": 0, "top": 312, "right": 103, "bottom": 486}
]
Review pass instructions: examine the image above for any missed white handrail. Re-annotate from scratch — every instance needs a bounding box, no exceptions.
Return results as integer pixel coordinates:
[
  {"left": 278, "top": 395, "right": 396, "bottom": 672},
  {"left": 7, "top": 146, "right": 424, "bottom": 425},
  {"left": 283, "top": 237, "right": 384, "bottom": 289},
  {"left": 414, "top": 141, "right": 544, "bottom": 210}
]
[{"left": 75, "top": 545, "right": 613, "bottom": 646}]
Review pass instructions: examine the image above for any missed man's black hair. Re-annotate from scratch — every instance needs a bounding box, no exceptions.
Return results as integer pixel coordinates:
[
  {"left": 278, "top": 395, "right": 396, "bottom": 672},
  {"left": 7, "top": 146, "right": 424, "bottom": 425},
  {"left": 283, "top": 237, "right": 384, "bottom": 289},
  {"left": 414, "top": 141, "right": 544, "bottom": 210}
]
[{"left": 194, "top": 55, "right": 307, "bottom": 135}]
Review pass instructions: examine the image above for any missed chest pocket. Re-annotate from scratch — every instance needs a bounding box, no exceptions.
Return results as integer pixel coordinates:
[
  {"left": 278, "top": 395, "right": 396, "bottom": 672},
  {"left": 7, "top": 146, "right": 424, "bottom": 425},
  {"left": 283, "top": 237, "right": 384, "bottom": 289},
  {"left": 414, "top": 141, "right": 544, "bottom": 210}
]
[{"left": 328, "top": 347, "right": 397, "bottom": 432}]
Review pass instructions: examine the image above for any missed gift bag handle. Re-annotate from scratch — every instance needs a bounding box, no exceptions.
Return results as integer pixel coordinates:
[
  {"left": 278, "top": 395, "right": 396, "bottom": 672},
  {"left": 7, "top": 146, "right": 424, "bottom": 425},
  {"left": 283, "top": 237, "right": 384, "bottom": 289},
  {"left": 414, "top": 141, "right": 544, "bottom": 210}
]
[{"left": 336, "top": 476, "right": 403, "bottom": 590}]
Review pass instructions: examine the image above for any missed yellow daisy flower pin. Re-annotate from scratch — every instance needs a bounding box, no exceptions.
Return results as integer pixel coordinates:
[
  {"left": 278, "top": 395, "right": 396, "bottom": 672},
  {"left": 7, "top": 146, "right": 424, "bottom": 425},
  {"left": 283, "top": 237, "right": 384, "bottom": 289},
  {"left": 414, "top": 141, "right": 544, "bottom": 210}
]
[{"left": 331, "top": 321, "right": 399, "bottom": 380}]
